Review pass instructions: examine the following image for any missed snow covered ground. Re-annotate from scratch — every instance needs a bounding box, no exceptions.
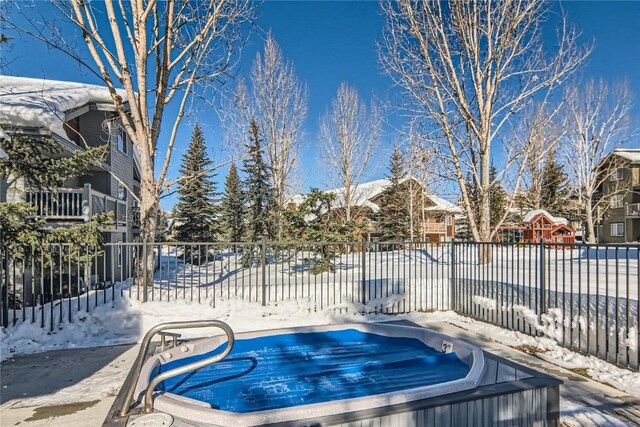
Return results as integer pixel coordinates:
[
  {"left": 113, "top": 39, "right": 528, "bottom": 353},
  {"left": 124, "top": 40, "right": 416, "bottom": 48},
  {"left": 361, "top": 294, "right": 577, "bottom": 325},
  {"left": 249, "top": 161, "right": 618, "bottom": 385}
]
[
  {"left": 7, "top": 244, "right": 639, "bottom": 369},
  {"left": 2, "top": 290, "right": 639, "bottom": 426},
  {"left": 560, "top": 399, "right": 631, "bottom": 426}
]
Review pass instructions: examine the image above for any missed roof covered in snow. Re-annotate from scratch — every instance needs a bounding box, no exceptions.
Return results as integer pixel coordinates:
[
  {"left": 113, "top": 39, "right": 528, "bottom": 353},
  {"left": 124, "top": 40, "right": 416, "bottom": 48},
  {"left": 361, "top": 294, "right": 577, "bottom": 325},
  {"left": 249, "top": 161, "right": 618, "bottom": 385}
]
[
  {"left": 292, "top": 177, "right": 461, "bottom": 214},
  {"left": 611, "top": 148, "right": 640, "bottom": 164},
  {"left": 523, "top": 209, "right": 569, "bottom": 225},
  {"left": 0, "top": 75, "right": 127, "bottom": 141}
]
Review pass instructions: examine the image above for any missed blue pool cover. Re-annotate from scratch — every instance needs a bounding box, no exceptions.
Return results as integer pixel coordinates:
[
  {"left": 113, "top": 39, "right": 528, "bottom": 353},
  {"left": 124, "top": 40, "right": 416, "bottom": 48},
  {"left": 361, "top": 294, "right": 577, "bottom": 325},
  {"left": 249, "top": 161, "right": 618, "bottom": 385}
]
[{"left": 157, "top": 329, "right": 470, "bottom": 413}]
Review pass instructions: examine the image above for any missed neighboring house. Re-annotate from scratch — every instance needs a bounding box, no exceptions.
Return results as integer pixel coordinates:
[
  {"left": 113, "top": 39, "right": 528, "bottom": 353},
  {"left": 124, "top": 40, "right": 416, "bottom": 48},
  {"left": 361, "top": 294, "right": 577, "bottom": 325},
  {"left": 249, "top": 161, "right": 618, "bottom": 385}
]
[
  {"left": 0, "top": 75, "right": 141, "bottom": 283},
  {"left": 595, "top": 148, "right": 640, "bottom": 243},
  {"left": 496, "top": 209, "right": 576, "bottom": 244},
  {"left": 522, "top": 210, "right": 575, "bottom": 244},
  {"left": 293, "top": 178, "right": 461, "bottom": 242}
]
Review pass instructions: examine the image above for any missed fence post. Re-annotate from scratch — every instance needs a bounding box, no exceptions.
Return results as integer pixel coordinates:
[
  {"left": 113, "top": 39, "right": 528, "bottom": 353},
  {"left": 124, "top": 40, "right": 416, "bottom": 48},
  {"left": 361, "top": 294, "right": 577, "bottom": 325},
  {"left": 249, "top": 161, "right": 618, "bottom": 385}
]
[
  {"left": 261, "top": 239, "right": 266, "bottom": 307},
  {"left": 361, "top": 239, "right": 367, "bottom": 307},
  {"left": 142, "top": 241, "right": 148, "bottom": 303},
  {"left": 539, "top": 238, "right": 546, "bottom": 318},
  {"left": 450, "top": 240, "right": 456, "bottom": 311},
  {"left": 1, "top": 244, "right": 8, "bottom": 328}
]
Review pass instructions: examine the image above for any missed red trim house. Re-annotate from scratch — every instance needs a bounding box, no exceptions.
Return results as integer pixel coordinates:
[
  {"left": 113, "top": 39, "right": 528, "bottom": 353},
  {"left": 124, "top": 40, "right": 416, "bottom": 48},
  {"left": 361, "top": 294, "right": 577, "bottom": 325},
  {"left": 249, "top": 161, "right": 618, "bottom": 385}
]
[{"left": 497, "top": 210, "right": 576, "bottom": 244}]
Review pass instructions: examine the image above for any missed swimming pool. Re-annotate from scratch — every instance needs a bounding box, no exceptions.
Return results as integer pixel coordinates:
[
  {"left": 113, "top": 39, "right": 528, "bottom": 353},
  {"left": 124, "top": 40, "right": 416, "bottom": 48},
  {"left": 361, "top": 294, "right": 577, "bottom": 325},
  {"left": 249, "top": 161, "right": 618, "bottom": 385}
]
[{"left": 132, "top": 323, "right": 485, "bottom": 426}]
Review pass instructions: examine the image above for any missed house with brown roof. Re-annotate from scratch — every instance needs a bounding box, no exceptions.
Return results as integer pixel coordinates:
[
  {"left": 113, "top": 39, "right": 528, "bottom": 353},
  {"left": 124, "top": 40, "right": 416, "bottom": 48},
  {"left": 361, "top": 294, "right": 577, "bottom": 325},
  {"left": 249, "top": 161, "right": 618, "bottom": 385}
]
[
  {"left": 496, "top": 209, "right": 576, "bottom": 244},
  {"left": 291, "top": 178, "right": 462, "bottom": 242}
]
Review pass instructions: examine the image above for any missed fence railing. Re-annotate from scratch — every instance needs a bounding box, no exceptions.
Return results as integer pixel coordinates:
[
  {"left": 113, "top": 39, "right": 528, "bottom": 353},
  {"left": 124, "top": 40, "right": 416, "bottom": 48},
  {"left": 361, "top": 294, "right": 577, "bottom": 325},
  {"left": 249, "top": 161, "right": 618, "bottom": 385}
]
[
  {"left": 1, "top": 240, "right": 638, "bottom": 371},
  {"left": 452, "top": 241, "right": 639, "bottom": 371}
]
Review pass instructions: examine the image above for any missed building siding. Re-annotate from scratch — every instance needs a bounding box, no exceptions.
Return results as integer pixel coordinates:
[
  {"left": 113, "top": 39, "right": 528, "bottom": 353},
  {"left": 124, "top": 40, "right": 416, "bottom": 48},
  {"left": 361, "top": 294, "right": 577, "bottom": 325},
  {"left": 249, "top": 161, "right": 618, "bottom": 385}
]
[{"left": 598, "top": 162, "right": 640, "bottom": 243}]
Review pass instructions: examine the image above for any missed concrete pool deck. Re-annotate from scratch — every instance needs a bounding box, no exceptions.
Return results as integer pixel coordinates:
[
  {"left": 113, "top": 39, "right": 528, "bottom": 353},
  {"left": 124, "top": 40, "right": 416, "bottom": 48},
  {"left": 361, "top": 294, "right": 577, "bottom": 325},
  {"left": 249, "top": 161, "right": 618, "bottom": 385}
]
[{"left": 1, "top": 321, "right": 639, "bottom": 426}]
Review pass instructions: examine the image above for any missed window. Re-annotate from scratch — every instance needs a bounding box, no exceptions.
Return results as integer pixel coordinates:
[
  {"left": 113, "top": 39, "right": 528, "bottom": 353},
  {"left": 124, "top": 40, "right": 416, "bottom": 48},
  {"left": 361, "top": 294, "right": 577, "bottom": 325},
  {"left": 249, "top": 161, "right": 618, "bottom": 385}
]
[
  {"left": 610, "top": 168, "right": 624, "bottom": 181},
  {"left": 610, "top": 223, "right": 625, "bottom": 237},
  {"left": 117, "top": 126, "right": 127, "bottom": 153},
  {"left": 610, "top": 194, "right": 624, "bottom": 209},
  {"left": 117, "top": 183, "right": 127, "bottom": 200},
  {"left": 444, "top": 215, "right": 452, "bottom": 226}
]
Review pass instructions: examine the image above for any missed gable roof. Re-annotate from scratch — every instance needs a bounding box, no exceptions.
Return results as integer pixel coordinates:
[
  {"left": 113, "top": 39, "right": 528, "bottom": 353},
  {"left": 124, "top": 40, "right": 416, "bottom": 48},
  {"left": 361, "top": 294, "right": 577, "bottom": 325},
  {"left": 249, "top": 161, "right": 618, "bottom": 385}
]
[
  {"left": 320, "top": 177, "right": 462, "bottom": 214},
  {"left": 523, "top": 209, "right": 569, "bottom": 226},
  {"left": 610, "top": 148, "right": 640, "bottom": 164},
  {"left": 0, "top": 75, "right": 127, "bottom": 141}
]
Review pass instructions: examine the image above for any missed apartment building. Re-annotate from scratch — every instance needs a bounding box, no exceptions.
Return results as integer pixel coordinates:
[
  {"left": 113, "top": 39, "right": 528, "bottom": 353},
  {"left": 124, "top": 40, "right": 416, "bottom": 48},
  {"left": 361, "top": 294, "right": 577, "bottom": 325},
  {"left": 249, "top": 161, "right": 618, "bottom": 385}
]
[
  {"left": 595, "top": 148, "right": 640, "bottom": 243},
  {"left": 0, "top": 75, "right": 141, "bottom": 283}
]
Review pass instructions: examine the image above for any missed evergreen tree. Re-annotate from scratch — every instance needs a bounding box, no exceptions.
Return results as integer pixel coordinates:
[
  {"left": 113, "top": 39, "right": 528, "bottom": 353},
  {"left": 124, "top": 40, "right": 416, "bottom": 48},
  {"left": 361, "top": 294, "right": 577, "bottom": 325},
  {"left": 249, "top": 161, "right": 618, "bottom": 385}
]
[
  {"left": 0, "top": 134, "right": 112, "bottom": 292},
  {"left": 462, "top": 163, "right": 507, "bottom": 238},
  {"left": 461, "top": 172, "right": 479, "bottom": 239},
  {"left": 220, "top": 163, "right": 245, "bottom": 243},
  {"left": 489, "top": 162, "right": 507, "bottom": 227},
  {"left": 172, "top": 124, "right": 218, "bottom": 252},
  {"left": 1, "top": 134, "right": 106, "bottom": 190},
  {"left": 242, "top": 120, "right": 274, "bottom": 265},
  {"left": 540, "top": 151, "right": 570, "bottom": 216},
  {"left": 296, "top": 188, "right": 354, "bottom": 273},
  {"left": 378, "top": 144, "right": 410, "bottom": 244},
  {"left": 0, "top": 134, "right": 110, "bottom": 252}
]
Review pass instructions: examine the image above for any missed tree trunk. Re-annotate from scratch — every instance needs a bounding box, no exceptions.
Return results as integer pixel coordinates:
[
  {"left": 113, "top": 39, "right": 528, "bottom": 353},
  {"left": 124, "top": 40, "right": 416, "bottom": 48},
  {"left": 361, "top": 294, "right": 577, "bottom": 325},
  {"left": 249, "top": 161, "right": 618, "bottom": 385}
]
[
  {"left": 135, "top": 159, "right": 159, "bottom": 302},
  {"left": 584, "top": 197, "right": 596, "bottom": 244},
  {"left": 409, "top": 181, "right": 414, "bottom": 242},
  {"left": 478, "top": 157, "right": 493, "bottom": 264}
]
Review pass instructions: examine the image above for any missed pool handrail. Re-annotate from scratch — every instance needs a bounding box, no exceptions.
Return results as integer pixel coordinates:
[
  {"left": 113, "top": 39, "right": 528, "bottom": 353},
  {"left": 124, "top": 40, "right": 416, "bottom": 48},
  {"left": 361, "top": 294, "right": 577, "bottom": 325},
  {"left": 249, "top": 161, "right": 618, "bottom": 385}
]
[{"left": 118, "top": 320, "right": 235, "bottom": 417}]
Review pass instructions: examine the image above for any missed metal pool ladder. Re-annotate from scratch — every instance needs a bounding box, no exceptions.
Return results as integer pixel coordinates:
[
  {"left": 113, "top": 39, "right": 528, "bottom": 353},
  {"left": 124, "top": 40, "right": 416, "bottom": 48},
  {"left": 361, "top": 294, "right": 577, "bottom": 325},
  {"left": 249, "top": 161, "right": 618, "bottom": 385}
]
[{"left": 119, "top": 320, "right": 235, "bottom": 417}]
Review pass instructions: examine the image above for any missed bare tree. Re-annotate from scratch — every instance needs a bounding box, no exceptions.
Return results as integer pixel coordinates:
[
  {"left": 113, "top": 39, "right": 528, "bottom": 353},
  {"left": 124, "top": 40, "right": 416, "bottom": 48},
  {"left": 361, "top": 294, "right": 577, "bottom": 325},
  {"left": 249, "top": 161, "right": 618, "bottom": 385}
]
[
  {"left": 225, "top": 34, "right": 307, "bottom": 239},
  {"left": 319, "top": 82, "right": 380, "bottom": 224},
  {"left": 379, "top": 0, "right": 589, "bottom": 259},
  {"left": 402, "top": 125, "right": 436, "bottom": 242},
  {"left": 517, "top": 102, "right": 567, "bottom": 211},
  {"left": 4, "top": 0, "right": 254, "bottom": 290},
  {"left": 561, "top": 79, "right": 636, "bottom": 243}
]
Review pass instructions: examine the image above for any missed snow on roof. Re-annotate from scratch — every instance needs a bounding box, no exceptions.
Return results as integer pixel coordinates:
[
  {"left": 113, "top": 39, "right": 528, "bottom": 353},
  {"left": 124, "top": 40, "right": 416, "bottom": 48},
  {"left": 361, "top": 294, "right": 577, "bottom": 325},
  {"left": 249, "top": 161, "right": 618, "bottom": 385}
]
[
  {"left": 523, "top": 209, "right": 569, "bottom": 225},
  {"left": 0, "top": 75, "right": 127, "bottom": 140},
  {"left": 423, "top": 194, "right": 463, "bottom": 213},
  {"left": 611, "top": 148, "right": 640, "bottom": 164},
  {"left": 300, "top": 177, "right": 462, "bottom": 214}
]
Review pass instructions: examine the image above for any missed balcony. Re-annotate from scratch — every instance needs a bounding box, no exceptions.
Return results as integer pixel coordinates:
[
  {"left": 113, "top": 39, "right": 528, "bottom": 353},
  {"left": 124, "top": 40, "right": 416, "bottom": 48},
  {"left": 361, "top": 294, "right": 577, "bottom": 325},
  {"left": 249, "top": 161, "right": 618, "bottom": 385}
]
[
  {"left": 627, "top": 203, "right": 640, "bottom": 217},
  {"left": 424, "top": 223, "right": 448, "bottom": 234},
  {"left": 26, "top": 184, "right": 128, "bottom": 229}
]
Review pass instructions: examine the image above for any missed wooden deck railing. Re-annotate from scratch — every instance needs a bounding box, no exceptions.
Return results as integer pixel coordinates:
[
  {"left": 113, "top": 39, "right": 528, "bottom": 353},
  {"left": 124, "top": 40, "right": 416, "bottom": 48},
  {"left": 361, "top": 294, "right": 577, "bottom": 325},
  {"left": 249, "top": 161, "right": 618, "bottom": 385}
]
[
  {"left": 424, "top": 223, "right": 447, "bottom": 233},
  {"left": 26, "top": 184, "right": 127, "bottom": 227}
]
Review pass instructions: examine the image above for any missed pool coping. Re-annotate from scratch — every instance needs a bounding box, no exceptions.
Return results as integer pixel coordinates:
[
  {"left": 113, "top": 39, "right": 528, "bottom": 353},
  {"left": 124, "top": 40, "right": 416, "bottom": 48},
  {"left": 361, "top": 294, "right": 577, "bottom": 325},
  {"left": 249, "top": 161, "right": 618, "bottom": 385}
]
[{"left": 103, "top": 321, "right": 562, "bottom": 427}]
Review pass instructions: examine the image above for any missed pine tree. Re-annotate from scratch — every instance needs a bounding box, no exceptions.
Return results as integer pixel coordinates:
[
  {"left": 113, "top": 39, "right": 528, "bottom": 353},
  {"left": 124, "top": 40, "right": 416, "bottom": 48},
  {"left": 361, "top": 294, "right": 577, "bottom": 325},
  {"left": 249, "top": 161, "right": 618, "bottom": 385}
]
[
  {"left": 172, "top": 124, "right": 218, "bottom": 252},
  {"left": 463, "top": 163, "right": 507, "bottom": 238},
  {"left": 461, "top": 172, "right": 479, "bottom": 239},
  {"left": 220, "top": 163, "right": 245, "bottom": 243},
  {"left": 243, "top": 119, "right": 274, "bottom": 241},
  {"left": 489, "top": 162, "right": 507, "bottom": 227},
  {"left": 297, "top": 188, "right": 354, "bottom": 273},
  {"left": 0, "top": 134, "right": 111, "bottom": 257},
  {"left": 378, "top": 144, "right": 410, "bottom": 244},
  {"left": 540, "top": 151, "right": 570, "bottom": 216}
]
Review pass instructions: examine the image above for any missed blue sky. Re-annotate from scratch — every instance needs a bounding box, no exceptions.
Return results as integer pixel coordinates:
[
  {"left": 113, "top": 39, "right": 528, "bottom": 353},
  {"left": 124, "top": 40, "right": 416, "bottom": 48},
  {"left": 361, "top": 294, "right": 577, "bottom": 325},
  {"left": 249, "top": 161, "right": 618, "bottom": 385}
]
[{"left": 3, "top": 1, "right": 639, "bottom": 210}]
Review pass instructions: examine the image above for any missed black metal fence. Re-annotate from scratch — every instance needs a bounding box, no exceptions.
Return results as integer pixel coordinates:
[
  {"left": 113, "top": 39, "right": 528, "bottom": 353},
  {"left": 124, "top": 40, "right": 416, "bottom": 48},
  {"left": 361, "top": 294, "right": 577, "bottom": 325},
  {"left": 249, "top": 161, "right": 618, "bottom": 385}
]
[
  {"left": 1, "top": 240, "right": 638, "bottom": 370},
  {"left": 452, "top": 241, "right": 639, "bottom": 371}
]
